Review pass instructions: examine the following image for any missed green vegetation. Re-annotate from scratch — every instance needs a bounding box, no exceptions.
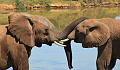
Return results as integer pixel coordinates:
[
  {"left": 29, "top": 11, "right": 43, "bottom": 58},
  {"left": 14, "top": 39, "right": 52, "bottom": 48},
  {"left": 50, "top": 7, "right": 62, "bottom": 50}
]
[
  {"left": 0, "top": 0, "right": 120, "bottom": 5},
  {"left": 15, "top": 0, "right": 26, "bottom": 10},
  {"left": 0, "top": 0, "right": 120, "bottom": 9},
  {"left": 45, "top": 0, "right": 51, "bottom": 7},
  {"left": 1, "top": 7, "right": 120, "bottom": 30}
]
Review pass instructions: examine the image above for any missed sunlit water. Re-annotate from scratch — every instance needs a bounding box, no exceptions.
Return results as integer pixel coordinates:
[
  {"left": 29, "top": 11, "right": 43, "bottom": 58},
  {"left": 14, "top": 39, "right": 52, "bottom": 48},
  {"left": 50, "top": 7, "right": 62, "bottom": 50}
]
[{"left": 1, "top": 7, "right": 120, "bottom": 70}]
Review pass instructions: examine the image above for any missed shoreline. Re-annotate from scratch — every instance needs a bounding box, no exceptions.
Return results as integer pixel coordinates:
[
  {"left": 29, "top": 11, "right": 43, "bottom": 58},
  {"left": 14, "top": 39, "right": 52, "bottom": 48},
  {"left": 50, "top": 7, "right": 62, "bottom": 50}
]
[{"left": 0, "top": 2, "right": 120, "bottom": 10}]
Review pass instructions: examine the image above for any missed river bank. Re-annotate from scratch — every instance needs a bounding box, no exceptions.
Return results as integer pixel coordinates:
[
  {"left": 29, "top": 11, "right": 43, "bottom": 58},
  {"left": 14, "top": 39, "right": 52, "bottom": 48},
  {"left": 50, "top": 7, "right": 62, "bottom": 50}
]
[{"left": 0, "top": 2, "right": 120, "bottom": 10}]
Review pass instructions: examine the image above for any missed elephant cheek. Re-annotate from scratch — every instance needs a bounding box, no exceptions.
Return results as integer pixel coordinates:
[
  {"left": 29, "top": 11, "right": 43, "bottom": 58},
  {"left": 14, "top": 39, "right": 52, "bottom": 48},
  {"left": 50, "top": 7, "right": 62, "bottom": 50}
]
[
  {"left": 82, "top": 35, "right": 97, "bottom": 48},
  {"left": 74, "top": 33, "right": 86, "bottom": 43},
  {"left": 49, "top": 35, "right": 56, "bottom": 42},
  {"left": 35, "top": 36, "right": 46, "bottom": 44},
  {"left": 74, "top": 37, "right": 82, "bottom": 43},
  {"left": 48, "top": 32, "right": 57, "bottom": 42}
]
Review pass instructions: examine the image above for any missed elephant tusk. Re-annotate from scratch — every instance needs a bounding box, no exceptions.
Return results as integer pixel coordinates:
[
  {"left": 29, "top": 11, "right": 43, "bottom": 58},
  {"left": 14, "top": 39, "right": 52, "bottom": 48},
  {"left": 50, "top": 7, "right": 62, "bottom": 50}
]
[
  {"left": 59, "top": 38, "right": 69, "bottom": 42},
  {"left": 54, "top": 41, "right": 66, "bottom": 47}
]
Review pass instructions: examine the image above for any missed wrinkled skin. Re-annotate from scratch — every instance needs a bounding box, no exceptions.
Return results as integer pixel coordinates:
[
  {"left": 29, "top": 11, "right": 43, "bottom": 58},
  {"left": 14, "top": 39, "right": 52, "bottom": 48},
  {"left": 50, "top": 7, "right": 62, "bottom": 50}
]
[
  {"left": 0, "top": 13, "right": 59, "bottom": 70},
  {"left": 0, "top": 13, "right": 87, "bottom": 70},
  {"left": 67, "top": 18, "right": 120, "bottom": 70}
]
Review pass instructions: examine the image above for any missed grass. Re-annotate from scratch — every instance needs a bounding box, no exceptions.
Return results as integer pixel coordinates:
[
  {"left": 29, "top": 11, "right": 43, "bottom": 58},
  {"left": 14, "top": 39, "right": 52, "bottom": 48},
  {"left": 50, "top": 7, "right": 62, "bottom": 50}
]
[
  {"left": 0, "top": 0, "right": 78, "bottom": 7},
  {"left": 1, "top": 7, "right": 120, "bottom": 29},
  {"left": 0, "top": 14, "right": 9, "bottom": 25},
  {"left": 0, "top": 0, "right": 15, "bottom": 5},
  {"left": 0, "top": 0, "right": 120, "bottom": 5},
  {"left": 0, "top": 0, "right": 120, "bottom": 10}
]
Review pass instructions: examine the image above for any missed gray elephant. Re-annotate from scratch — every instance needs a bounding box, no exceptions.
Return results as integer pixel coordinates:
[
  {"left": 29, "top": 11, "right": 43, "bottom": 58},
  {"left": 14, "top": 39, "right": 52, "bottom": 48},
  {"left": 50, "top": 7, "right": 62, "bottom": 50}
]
[
  {"left": 63, "top": 18, "right": 120, "bottom": 70},
  {"left": 0, "top": 13, "right": 87, "bottom": 70}
]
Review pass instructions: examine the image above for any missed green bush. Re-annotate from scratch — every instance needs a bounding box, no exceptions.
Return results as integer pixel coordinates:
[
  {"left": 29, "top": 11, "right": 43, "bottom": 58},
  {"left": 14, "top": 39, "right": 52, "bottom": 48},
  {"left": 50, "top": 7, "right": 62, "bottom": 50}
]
[
  {"left": 63, "top": 0, "right": 69, "bottom": 1},
  {"left": 110, "top": 0, "right": 119, "bottom": 2},
  {"left": 38, "top": 0, "right": 51, "bottom": 7},
  {"left": 15, "top": 0, "right": 26, "bottom": 10},
  {"left": 78, "top": 0, "right": 86, "bottom": 6},
  {"left": 45, "top": 0, "right": 51, "bottom": 7}
]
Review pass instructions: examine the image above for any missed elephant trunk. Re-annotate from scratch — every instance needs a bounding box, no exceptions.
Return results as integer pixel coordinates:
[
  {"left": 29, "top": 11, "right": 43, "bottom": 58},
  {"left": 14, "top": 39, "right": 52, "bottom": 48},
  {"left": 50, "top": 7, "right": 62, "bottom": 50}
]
[
  {"left": 53, "top": 17, "right": 88, "bottom": 47},
  {"left": 64, "top": 40, "right": 73, "bottom": 69},
  {"left": 53, "top": 17, "right": 88, "bottom": 69},
  {"left": 58, "top": 17, "right": 88, "bottom": 40}
]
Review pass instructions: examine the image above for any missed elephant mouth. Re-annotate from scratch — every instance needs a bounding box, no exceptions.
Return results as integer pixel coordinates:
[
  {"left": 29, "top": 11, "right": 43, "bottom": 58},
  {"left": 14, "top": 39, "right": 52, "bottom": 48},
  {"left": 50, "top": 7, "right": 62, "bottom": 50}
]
[
  {"left": 82, "top": 44, "right": 94, "bottom": 48},
  {"left": 82, "top": 41, "right": 94, "bottom": 48},
  {"left": 35, "top": 42, "right": 42, "bottom": 47},
  {"left": 47, "top": 43, "right": 52, "bottom": 46},
  {"left": 74, "top": 39, "right": 94, "bottom": 48},
  {"left": 74, "top": 39, "right": 79, "bottom": 43},
  {"left": 74, "top": 38, "right": 83, "bottom": 43}
]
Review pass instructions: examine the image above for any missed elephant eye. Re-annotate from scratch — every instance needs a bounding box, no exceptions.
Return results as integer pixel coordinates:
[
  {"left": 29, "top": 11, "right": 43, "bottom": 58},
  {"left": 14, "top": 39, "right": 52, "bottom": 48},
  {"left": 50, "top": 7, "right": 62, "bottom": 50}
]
[
  {"left": 45, "top": 29, "right": 48, "bottom": 32},
  {"left": 89, "top": 26, "right": 97, "bottom": 32},
  {"left": 44, "top": 29, "right": 49, "bottom": 36},
  {"left": 75, "top": 29, "right": 79, "bottom": 33}
]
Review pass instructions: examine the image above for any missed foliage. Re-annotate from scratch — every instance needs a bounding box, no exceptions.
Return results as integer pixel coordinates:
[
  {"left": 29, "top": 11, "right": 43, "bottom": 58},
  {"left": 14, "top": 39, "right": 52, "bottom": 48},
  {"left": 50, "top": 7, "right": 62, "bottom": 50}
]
[
  {"left": 45, "top": 0, "right": 51, "bottom": 7},
  {"left": 15, "top": 0, "right": 26, "bottom": 10},
  {"left": 63, "top": 0, "right": 69, "bottom": 1},
  {"left": 1, "top": 0, "right": 120, "bottom": 8},
  {"left": 110, "top": 0, "right": 119, "bottom": 2},
  {"left": 78, "top": 0, "right": 86, "bottom": 6},
  {"left": 1, "top": 7, "right": 120, "bottom": 30}
]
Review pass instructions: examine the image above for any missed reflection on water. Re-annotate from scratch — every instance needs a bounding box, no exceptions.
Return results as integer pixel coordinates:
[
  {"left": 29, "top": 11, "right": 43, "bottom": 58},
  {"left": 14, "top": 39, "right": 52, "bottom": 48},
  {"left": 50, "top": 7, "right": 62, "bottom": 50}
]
[
  {"left": 3, "top": 7, "right": 120, "bottom": 70},
  {"left": 115, "top": 16, "right": 120, "bottom": 20}
]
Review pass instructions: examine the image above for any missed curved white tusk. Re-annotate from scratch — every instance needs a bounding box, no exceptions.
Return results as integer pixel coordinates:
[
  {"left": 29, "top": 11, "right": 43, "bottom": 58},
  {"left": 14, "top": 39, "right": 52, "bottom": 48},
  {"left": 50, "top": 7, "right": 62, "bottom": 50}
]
[
  {"left": 59, "top": 38, "right": 69, "bottom": 42},
  {"left": 54, "top": 41, "right": 66, "bottom": 47}
]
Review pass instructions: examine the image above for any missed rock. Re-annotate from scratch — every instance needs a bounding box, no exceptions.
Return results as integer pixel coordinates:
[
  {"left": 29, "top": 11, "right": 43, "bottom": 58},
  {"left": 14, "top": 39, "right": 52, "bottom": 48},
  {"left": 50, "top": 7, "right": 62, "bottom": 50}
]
[
  {"left": 0, "top": 4, "right": 16, "bottom": 10},
  {"left": 50, "top": 2, "right": 82, "bottom": 8},
  {"left": 0, "top": 11, "right": 9, "bottom": 14}
]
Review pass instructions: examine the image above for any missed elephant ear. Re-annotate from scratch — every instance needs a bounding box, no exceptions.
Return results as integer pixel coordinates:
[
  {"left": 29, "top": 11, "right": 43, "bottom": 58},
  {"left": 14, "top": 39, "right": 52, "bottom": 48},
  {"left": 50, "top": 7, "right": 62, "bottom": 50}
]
[
  {"left": 83, "top": 20, "right": 110, "bottom": 47},
  {"left": 8, "top": 13, "right": 35, "bottom": 47}
]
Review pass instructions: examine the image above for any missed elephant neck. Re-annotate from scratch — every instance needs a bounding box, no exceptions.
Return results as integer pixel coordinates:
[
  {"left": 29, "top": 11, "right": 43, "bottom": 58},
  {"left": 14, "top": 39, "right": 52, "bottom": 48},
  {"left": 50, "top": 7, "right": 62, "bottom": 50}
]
[
  {"left": 25, "top": 45, "right": 32, "bottom": 58},
  {"left": 59, "top": 17, "right": 88, "bottom": 39}
]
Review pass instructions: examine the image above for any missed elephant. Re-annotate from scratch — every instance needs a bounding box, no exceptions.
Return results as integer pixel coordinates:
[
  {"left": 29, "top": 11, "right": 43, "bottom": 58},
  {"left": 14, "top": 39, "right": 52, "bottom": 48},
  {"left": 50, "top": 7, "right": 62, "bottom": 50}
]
[
  {"left": 63, "top": 18, "right": 120, "bottom": 70},
  {"left": 0, "top": 13, "right": 87, "bottom": 70}
]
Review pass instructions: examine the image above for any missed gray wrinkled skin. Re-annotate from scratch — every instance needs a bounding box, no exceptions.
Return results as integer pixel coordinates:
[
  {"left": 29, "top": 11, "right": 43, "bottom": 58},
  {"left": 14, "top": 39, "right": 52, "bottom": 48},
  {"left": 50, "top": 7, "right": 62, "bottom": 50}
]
[{"left": 68, "top": 18, "right": 120, "bottom": 70}]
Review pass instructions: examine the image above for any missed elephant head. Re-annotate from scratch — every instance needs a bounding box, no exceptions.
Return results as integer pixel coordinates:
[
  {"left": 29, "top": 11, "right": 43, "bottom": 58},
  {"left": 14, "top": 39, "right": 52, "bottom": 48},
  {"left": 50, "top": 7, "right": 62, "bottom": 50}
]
[
  {"left": 63, "top": 18, "right": 112, "bottom": 69},
  {"left": 68, "top": 19, "right": 110, "bottom": 48},
  {"left": 7, "top": 13, "right": 88, "bottom": 48},
  {"left": 8, "top": 13, "right": 60, "bottom": 47},
  {"left": 66, "top": 18, "right": 120, "bottom": 70},
  {"left": 7, "top": 13, "right": 88, "bottom": 69}
]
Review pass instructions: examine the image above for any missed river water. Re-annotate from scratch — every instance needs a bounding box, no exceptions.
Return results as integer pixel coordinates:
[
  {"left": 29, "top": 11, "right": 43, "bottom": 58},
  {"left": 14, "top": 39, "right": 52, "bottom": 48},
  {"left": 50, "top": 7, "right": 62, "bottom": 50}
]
[{"left": 1, "top": 7, "right": 120, "bottom": 70}]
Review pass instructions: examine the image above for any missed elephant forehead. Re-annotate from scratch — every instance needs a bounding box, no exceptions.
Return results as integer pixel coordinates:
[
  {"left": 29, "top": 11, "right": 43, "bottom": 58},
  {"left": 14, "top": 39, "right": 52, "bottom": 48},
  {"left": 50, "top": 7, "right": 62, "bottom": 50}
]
[
  {"left": 13, "top": 13, "right": 55, "bottom": 29},
  {"left": 33, "top": 16, "right": 56, "bottom": 29},
  {"left": 78, "top": 19, "right": 102, "bottom": 28},
  {"left": 82, "top": 19, "right": 98, "bottom": 25},
  {"left": 76, "top": 20, "right": 93, "bottom": 29}
]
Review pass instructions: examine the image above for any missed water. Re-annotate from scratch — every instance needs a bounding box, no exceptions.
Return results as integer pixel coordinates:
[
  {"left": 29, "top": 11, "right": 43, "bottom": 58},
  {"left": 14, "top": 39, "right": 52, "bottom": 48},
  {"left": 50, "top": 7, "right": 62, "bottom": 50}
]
[
  {"left": 1, "top": 7, "right": 120, "bottom": 70},
  {"left": 29, "top": 41, "right": 98, "bottom": 70},
  {"left": 8, "top": 41, "right": 120, "bottom": 70}
]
